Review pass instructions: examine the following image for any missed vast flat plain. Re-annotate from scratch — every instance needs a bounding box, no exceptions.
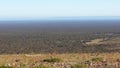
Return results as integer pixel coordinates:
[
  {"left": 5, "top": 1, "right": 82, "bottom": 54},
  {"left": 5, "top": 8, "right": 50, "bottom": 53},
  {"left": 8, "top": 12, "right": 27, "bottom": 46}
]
[
  {"left": 0, "top": 20, "right": 120, "bottom": 54},
  {"left": 0, "top": 20, "right": 120, "bottom": 68}
]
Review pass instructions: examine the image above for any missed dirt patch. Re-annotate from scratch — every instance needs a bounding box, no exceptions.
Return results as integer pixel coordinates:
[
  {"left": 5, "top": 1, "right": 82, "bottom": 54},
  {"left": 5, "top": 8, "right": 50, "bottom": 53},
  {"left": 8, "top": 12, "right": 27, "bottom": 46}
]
[
  {"left": 86, "top": 39, "right": 103, "bottom": 45},
  {"left": 86, "top": 37, "right": 120, "bottom": 45}
]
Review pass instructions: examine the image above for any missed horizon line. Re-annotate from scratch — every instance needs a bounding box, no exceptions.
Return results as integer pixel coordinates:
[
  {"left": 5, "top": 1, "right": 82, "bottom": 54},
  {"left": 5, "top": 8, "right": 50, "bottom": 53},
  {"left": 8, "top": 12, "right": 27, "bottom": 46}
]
[{"left": 0, "top": 16, "right": 120, "bottom": 21}]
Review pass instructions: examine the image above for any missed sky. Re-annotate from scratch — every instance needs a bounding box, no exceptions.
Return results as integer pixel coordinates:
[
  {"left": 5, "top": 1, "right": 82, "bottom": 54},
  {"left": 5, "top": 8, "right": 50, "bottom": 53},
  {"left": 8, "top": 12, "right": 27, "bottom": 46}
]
[{"left": 0, "top": 0, "right": 120, "bottom": 20}]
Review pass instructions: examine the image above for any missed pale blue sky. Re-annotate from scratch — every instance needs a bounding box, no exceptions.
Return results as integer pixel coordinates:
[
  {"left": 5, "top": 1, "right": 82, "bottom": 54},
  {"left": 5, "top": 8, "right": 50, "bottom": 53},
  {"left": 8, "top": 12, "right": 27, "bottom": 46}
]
[{"left": 0, "top": 0, "right": 120, "bottom": 20}]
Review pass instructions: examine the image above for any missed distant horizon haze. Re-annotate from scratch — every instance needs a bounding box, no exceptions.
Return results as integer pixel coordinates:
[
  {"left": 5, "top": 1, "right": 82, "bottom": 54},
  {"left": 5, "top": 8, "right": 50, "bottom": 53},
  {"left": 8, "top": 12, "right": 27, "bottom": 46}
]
[
  {"left": 0, "top": 16, "right": 120, "bottom": 21},
  {"left": 0, "top": 0, "right": 120, "bottom": 20}
]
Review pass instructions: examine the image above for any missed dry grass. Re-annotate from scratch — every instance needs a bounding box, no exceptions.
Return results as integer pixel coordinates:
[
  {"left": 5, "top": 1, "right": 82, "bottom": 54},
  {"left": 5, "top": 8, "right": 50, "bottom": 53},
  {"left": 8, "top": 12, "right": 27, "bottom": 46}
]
[
  {"left": 0, "top": 53, "right": 120, "bottom": 63},
  {"left": 0, "top": 53, "right": 120, "bottom": 68}
]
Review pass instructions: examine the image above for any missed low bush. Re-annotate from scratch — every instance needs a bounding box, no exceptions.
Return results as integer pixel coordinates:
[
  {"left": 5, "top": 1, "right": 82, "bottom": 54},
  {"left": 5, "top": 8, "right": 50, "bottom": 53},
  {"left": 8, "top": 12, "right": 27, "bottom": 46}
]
[
  {"left": 34, "top": 65, "right": 51, "bottom": 68},
  {"left": 91, "top": 57, "right": 103, "bottom": 62},
  {"left": 20, "top": 63, "right": 26, "bottom": 68},
  {"left": 71, "top": 64, "right": 86, "bottom": 68},
  {"left": 0, "top": 65, "right": 13, "bottom": 68},
  {"left": 43, "top": 58, "right": 61, "bottom": 63}
]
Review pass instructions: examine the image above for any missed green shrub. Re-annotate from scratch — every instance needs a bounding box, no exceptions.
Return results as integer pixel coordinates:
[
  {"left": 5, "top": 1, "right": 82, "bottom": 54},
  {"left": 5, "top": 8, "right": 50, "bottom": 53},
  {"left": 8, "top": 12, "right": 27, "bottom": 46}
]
[
  {"left": 43, "top": 58, "right": 61, "bottom": 63},
  {"left": 20, "top": 63, "right": 26, "bottom": 68},
  {"left": 91, "top": 57, "right": 103, "bottom": 62},
  {"left": 0, "top": 65, "right": 13, "bottom": 68},
  {"left": 34, "top": 65, "right": 51, "bottom": 68},
  {"left": 71, "top": 64, "right": 86, "bottom": 68}
]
